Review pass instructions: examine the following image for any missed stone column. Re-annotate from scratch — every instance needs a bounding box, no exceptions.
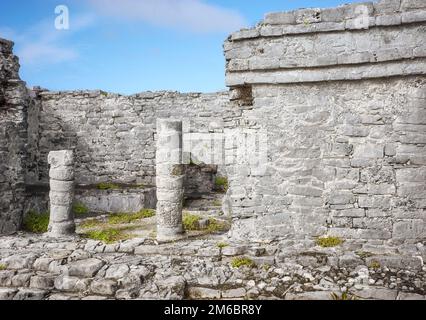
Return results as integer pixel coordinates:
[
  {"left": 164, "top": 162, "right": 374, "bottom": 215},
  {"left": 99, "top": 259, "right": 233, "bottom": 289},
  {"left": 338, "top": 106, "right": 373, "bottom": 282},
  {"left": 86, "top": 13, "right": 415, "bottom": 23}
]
[
  {"left": 156, "top": 119, "right": 185, "bottom": 242},
  {"left": 47, "top": 150, "right": 76, "bottom": 237}
]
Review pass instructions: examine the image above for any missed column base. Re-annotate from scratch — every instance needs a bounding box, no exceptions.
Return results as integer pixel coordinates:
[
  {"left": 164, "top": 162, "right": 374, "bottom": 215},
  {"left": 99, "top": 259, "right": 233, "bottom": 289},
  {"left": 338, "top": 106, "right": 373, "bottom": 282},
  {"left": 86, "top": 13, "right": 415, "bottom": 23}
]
[
  {"left": 46, "top": 221, "right": 76, "bottom": 238},
  {"left": 157, "top": 225, "right": 186, "bottom": 243}
]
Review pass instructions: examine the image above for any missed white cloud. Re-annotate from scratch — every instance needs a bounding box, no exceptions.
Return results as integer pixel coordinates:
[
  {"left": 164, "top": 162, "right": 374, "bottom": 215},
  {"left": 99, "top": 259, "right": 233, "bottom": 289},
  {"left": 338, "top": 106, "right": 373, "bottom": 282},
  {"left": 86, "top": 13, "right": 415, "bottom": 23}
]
[
  {"left": 0, "top": 13, "right": 95, "bottom": 66},
  {"left": 88, "top": 0, "right": 247, "bottom": 33},
  {"left": 19, "top": 43, "right": 78, "bottom": 65}
]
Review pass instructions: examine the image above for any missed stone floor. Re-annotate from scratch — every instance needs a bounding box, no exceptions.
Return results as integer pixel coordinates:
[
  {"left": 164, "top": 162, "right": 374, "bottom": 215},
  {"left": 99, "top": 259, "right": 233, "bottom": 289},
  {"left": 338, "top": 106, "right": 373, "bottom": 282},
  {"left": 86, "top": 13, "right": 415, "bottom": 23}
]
[{"left": 0, "top": 230, "right": 425, "bottom": 300}]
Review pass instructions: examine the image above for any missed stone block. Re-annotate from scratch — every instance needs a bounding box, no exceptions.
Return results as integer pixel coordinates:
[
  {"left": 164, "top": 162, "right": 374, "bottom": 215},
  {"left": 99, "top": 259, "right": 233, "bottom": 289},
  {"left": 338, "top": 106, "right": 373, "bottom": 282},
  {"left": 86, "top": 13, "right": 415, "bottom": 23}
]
[
  {"left": 393, "top": 220, "right": 424, "bottom": 239},
  {"left": 264, "top": 12, "right": 296, "bottom": 25},
  {"left": 49, "top": 167, "right": 74, "bottom": 181},
  {"left": 68, "top": 258, "right": 105, "bottom": 277},
  {"left": 90, "top": 279, "right": 118, "bottom": 296}
]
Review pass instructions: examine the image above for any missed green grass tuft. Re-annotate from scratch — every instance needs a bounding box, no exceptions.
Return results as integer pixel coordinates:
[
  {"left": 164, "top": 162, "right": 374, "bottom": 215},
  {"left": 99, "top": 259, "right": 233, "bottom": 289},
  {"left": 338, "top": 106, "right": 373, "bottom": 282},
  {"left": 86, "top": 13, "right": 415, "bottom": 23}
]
[
  {"left": 83, "top": 228, "right": 133, "bottom": 244},
  {"left": 206, "top": 218, "right": 229, "bottom": 233},
  {"left": 231, "top": 257, "right": 255, "bottom": 268},
  {"left": 316, "top": 236, "right": 343, "bottom": 248},
  {"left": 97, "top": 182, "right": 120, "bottom": 190},
  {"left": 73, "top": 202, "right": 89, "bottom": 215},
  {"left": 217, "top": 242, "right": 229, "bottom": 249},
  {"left": 214, "top": 176, "right": 228, "bottom": 193},
  {"left": 108, "top": 209, "right": 155, "bottom": 225},
  {"left": 183, "top": 213, "right": 202, "bottom": 231},
  {"left": 330, "top": 292, "right": 357, "bottom": 300},
  {"left": 0, "top": 264, "right": 6, "bottom": 271},
  {"left": 23, "top": 210, "right": 49, "bottom": 233}
]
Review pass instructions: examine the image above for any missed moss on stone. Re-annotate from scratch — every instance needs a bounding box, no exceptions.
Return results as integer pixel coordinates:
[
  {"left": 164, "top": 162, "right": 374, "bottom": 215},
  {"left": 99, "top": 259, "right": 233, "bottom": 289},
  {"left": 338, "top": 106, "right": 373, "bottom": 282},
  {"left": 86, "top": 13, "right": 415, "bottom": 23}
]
[
  {"left": 262, "top": 264, "right": 271, "bottom": 271},
  {"left": 369, "top": 260, "right": 381, "bottom": 269},
  {"left": 23, "top": 210, "right": 49, "bottom": 233},
  {"left": 97, "top": 182, "right": 120, "bottom": 190},
  {"left": 108, "top": 209, "right": 155, "bottom": 225},
  {"left": 73, "top": 202, "right": 89, "bottom": 215},
  {"left": 0, "top": 264, "right": 6, "bottom": 270},
  {"left": 213, "top": 200, "right": 222, "bottom": 206},
  {"left": 171, "top": 165, "right": 184, "bottom": 176},
  {"left": 231, "top": 257, "right": 255, "bottom": 268},
  {"left": 214, "top": 176, "right": 228, "bottom": 193},
  {"left": 316, "top": 236, "right": 343, "bottom": 247}
]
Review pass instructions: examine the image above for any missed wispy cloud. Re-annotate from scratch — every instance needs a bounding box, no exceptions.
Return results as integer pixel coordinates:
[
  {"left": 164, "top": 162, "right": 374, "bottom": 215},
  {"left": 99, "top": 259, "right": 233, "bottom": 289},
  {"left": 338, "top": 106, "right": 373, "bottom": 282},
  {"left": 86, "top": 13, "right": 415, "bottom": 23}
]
[
  {"left": 0, "top": 13, "right": 95, "bottom": 66},
  {"left": 88, "top": 0, "right": 247, "bottom": 33}
]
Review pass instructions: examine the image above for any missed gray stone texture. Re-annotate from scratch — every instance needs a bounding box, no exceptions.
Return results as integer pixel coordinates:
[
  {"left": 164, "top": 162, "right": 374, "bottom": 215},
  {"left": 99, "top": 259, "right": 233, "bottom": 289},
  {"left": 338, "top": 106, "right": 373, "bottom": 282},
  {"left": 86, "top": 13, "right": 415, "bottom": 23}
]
[
  {"left": 0, "top": 38, "right": 29, "bottom": 235},
  {"left": 156, "top": 119, "right": 185, "bottom": 241},
  {"left": 47, "top": 150, "right": 76, "bottom": 237},
  {"left": 224, "top": 0, "right": 426, "bottom": 242}
]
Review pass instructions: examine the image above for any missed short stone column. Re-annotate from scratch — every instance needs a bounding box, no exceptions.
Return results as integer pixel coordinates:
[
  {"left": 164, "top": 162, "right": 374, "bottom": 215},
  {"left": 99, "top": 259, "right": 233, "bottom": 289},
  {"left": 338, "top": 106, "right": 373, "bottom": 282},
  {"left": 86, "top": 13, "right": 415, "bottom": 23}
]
[
  {"left": 156, "top": 119, "right": 185, "bottom": 242},
  {"left": 47, "top": 150, "right": 76, "bottom": 237}
]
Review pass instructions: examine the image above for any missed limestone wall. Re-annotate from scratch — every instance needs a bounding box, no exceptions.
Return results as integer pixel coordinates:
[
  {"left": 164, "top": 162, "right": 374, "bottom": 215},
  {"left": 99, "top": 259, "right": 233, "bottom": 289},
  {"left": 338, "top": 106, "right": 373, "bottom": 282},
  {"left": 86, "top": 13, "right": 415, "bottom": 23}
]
[
  {"left": 0, "top": 39, "right": 29, "bottom": 234},
  {"left": 28, "top": 90, "right": 240, "bottom": 186},
  {"left": 224, "top": 0, "right": 426, "bottom": 242}
]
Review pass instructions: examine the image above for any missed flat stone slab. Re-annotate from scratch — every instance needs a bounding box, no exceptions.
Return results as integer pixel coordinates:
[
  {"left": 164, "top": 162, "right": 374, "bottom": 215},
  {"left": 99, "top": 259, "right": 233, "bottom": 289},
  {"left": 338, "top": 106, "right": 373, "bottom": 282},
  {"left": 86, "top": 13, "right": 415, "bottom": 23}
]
[{"left": 68, "top": 258, "right": 105, "bottom": 277}]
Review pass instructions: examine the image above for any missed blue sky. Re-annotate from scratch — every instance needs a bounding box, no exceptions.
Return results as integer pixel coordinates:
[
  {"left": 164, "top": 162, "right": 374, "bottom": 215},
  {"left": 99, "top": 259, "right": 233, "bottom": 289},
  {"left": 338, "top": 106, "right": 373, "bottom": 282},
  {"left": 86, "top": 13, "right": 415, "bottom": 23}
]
[{"left": 0, "top": 0, "right": 358, "bottom": 94}]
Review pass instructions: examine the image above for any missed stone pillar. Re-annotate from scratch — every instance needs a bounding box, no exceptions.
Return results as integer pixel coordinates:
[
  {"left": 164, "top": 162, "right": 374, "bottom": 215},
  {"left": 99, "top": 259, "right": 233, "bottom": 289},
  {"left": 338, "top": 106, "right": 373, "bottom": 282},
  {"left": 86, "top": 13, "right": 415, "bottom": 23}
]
[
  {"left": 156, "top": 119, "right": 185, "bottom": 242},
  {"left": 47, "top": 150, "right": 76, "bottom": 237}
]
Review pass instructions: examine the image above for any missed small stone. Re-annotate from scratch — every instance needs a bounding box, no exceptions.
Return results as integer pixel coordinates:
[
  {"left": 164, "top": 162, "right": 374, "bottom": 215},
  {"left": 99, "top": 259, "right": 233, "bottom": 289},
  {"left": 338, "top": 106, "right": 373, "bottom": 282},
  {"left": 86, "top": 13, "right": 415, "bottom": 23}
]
[
  {"left": 222, "top": 288, "right": 246, "bottom": 298},
  {"left": 90, "top": 279, "right": 118, "bottom": 296}
]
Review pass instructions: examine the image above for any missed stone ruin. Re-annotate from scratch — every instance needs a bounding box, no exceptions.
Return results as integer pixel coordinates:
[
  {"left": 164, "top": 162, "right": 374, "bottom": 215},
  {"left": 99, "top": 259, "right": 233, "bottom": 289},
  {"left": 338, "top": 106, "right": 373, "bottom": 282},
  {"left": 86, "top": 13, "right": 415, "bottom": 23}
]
[{"left": 0, "top": 0, "right": 425, "bottom": 300}]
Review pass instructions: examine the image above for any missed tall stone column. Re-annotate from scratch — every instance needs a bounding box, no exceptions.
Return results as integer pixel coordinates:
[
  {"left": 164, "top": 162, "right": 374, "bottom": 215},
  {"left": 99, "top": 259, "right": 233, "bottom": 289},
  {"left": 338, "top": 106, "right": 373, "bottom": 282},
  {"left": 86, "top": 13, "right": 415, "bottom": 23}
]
[
  {"left": 47, "top": 150, "right": 76, "bottom": 237},
  {"left": 156, "top": 119, "right": 185, "bottom": 242}
]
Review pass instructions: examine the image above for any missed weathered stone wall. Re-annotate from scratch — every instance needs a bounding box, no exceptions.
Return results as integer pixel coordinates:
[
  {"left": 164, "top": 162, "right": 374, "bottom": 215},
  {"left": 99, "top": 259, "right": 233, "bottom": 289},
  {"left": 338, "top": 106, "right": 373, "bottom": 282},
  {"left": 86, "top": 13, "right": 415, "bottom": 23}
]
[
  {"left": 28, "top": 90, "right": 240, "bottom": 186},
  {"left": 224, "top": 0, "right": 426, "bottom": 242},
  {"left": 0, "top": 38, "right": 29, "bottom": 234}
]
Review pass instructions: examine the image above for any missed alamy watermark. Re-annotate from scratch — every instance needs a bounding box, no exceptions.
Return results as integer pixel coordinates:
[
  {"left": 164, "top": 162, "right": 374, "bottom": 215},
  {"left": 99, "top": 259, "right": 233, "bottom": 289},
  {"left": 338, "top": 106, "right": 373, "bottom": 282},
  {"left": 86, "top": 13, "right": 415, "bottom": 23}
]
[{"left": 55, "top": 5, "right": 69, "bottom": 30}]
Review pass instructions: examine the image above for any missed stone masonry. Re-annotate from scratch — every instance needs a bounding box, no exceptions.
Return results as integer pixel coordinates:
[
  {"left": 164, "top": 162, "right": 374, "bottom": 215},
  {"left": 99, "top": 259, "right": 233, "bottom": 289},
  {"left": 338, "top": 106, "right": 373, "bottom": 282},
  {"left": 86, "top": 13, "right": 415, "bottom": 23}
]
[
  {"left": 224, "top": 0, "right": 426, "bottom": 242},
  {"left": 0, "top": 1, "right": 425, "bottom": 301},
  {"left": 47, "top": 150, "right": 76, "bottom": 237},
  {"left": 0, "top": 38, "right": 29, "bottom": 234},
  {"left": 0, "top": 0, "right": 424, "bottom": 244},
  {"left": 156, "top": 120, "right": 185, "bottom": 241}
]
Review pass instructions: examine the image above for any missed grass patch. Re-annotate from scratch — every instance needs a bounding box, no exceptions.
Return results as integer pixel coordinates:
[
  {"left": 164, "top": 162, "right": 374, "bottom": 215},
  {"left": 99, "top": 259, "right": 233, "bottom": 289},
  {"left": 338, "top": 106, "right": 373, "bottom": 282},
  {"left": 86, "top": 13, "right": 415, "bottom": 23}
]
[
  {"left": 316, "top": 236, "right": 343, "bottom": 248},
  {"left": 368, "top": 260, "right": 381, "bottom": 270},
  {"left": 231, "top": 257, "right": 255, "bottom": 268},
  {"left": 80, "top": 218, "right": 104, "bottom": 229},
  {"left": 73, "top": 202, "right": 89, "bottom": 215},
  {"left": 217, "top": 242, "right": 229, "bottom": 249},
  {"left": 183, "top": 213, "right": 202, "bottom": 231},
  {"left": 330, "top": 292, "right": 357, "bottom": 300},
  {"left": 0, "top": 264, "right": 6, "bottom": 271},
  {"left": 214, "top": 176, "right": 228, "bottom": 193},
  {"left": 97, "top": 182, "right": 120, "bottom": 190},
  {"left": 206, "top": 218, "right": 229, "bottom": 233},
  {"left": 83, "top": 228, "right": 133, "bottom": 244},
  {"left": 23, "top": 210, "right": 49, "bottom": 233},
  {"left": 108, "top": 209, "right": 155, "bottom": 225}
]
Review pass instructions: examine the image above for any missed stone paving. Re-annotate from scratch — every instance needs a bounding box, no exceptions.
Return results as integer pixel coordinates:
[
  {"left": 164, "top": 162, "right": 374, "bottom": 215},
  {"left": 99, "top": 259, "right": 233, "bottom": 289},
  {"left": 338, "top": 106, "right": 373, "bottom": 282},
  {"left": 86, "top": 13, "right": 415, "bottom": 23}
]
[{"left": 0, "top": 232, "right": 424, "bottom": 300}]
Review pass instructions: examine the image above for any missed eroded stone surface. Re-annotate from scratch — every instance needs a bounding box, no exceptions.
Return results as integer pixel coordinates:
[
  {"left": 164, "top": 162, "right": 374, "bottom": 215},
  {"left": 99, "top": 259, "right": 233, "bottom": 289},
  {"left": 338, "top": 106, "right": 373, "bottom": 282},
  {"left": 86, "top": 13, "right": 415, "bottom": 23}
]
[{"left": 0, "top": 233, "right": 424, "bottom": 300}]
